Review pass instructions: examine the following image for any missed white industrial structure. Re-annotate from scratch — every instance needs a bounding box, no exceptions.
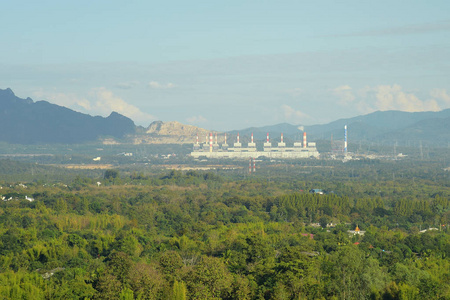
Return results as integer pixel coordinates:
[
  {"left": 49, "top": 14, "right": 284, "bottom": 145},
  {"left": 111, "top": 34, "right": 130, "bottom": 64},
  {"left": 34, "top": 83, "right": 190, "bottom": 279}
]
[
  {"left": 344, "top": 125, "right": 348, "bottom": 154},
  {"left": 191, "top": 132, "right": 319, "bottom": 159}
]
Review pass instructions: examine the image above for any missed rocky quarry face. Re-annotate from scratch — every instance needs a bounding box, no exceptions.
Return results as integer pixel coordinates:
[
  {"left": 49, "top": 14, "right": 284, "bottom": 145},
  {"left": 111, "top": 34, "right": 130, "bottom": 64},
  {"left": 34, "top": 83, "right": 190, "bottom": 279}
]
[{"left": 133, "top": 121, "right": 218, "bottom": 144}]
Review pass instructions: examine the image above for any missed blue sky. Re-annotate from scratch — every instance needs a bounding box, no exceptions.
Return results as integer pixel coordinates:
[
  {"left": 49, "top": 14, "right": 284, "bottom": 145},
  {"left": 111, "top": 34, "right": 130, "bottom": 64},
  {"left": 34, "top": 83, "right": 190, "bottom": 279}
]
[{"left": 1, "top": 1, "right": 450, "bottom": 130}]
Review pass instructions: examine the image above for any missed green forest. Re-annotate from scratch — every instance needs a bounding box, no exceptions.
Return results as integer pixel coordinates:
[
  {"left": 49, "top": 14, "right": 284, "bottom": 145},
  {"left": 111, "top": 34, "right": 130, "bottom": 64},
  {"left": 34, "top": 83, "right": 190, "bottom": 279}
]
[{"left": 0, "top": 158, "right": 449, "bottom": 299}]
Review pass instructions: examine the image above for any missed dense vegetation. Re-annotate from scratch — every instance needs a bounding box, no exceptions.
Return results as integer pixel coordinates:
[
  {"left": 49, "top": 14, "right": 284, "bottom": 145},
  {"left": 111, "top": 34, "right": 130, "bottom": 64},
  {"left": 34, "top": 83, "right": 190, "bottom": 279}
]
[{"left": 0, "top": 158, "right": 449, "bottom": 299}]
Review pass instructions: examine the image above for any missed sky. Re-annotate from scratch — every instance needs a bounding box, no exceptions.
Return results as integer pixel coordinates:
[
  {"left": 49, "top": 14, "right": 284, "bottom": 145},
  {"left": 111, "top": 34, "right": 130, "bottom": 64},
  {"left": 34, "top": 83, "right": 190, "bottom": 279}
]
[{"left": 1, "top": 1, "right": 450, "bottom": 131}]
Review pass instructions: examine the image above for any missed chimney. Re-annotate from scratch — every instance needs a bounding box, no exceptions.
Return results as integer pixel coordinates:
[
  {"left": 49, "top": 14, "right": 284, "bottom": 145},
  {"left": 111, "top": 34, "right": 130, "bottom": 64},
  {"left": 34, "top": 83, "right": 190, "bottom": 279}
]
[
  {"left": 303, "top": 132, "right": 307, "bottom": 148},
  {"left": 344, "top": 125, "right": 348, "bottom": 154},
  {"left": 209, "top": 132, "right": 213, "bottom": 152}
]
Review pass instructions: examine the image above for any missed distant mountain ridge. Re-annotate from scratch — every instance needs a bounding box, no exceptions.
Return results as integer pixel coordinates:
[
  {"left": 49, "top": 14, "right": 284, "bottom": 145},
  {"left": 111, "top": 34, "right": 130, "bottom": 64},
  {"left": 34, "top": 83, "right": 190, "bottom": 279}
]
[
  {"left": 305, "top": 109, "right": 450, "bottom": 147},
  {"left": 234, "top": 109, "right": 450, "bottom": 147},
  {"left": 1, "top": 88, "right": 449, "bottom": 147},
  {"left": 0, "top": 88, "right": 136, "bottom": 144}
]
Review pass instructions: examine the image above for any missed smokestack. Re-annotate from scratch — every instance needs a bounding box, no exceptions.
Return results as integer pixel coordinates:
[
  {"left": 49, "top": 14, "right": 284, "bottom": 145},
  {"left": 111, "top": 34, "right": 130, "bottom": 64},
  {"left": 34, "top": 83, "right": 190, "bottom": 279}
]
[
  {"left": 281, "top": 133, "right": 284, "bottom": 143},
  {"left": 209, "top": 132, "right": 213, "bottom": 152},
  {"left": 196, "top": 133, "right": 199, "bottom": 144},
  {"left": 344, "top": 125, "right": 348, "bottom": 154},
  {"left": 267, "top": 133, "right": 269, "bottom": 143},
  {"left": 237, "top": 133, "right": 240, "bottom": 143},
  {"left": 251, "top": 132, "right": 254, "bottom": 143},
  {"left": 303, "top": 132, "right": 307, "bottom": 148},
  {"left": 225, "top": 133, "right": 227, "bottom": 144}
]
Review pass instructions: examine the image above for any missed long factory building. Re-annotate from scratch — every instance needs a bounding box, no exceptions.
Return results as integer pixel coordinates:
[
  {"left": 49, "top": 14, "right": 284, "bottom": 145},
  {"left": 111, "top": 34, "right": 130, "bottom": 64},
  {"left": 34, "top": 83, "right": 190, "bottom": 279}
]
[{"left": 190, "top": 132, "right": 319, "bottom": 159}]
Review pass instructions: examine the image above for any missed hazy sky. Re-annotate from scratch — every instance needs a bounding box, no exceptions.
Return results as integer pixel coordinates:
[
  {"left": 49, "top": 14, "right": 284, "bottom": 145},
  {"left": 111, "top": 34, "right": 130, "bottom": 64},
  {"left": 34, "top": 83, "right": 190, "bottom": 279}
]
[{"left": 1, "top": 1, "right": 450, "bottom": 130}]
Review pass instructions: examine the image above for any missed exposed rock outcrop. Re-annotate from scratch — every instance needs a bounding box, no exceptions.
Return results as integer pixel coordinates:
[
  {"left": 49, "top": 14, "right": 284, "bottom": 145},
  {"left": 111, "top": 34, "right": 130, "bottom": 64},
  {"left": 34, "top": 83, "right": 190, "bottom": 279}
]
[{"left": 132, "top": 121, "right": 219, "bottom": 144}]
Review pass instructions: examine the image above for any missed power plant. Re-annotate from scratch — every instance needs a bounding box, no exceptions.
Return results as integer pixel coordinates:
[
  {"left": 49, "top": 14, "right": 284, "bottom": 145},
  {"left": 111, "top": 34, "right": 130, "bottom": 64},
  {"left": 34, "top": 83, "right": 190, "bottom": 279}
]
[{"left": 191, "top": 132, "right": 319, "bottom": 159}]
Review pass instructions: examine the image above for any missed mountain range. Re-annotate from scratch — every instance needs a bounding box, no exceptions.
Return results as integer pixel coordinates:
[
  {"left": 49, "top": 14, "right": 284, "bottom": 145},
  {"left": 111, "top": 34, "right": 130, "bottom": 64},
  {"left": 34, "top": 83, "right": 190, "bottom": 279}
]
[
  {"left": 0, "top": 88, "right": 135, "bottom": 144},
  {"left": 231, "top": 110, "right": 450, "bottom": 147},
  {"left": 1, "top": 88, "right": 449, "bottom": 147}
]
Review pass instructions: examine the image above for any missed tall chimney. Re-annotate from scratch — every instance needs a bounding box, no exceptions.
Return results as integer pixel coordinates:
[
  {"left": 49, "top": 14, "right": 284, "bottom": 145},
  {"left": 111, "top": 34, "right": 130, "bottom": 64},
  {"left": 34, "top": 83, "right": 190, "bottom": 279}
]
[
  {"left": 281, "top": 133, "right": 284, "bottom": 143},
  {"left": 344, "top": 125, "right": 348, "bottom": 154},
  {"left": 251, "top": 132, "right": 254, "bottom": 143},
  {"left": 303, "top": 132, "right": 307, "bottom": 148},
  {"left": 209, "top": 132, "right": 213, "bottom": 152},
  {"left": 267, "top": 133, "right": 269, "bottom": 143}
]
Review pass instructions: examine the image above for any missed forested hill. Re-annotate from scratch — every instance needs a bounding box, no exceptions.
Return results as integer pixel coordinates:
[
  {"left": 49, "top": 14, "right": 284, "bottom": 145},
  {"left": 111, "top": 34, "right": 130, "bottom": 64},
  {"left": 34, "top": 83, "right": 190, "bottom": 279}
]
[
  {"left": 0, "top": 88, "right": 136, "bottom": 144},
  {"left": 0, "top": 166, "right": 448, "bottom": 299},
  {"left": 232, "top": 109, "right": 450, "bottom": 147},
  {"left": 306, "top": 109, "right": 450, "bottom": 146}
]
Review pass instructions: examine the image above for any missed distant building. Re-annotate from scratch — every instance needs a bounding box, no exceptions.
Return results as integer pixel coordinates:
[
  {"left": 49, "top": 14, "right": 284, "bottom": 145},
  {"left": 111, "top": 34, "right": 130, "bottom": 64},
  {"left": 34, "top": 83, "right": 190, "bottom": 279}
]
[
  {"left": 419, "top": 228, "right": 438, "bottom": 233},
  {"left": 348, "top": 225, "right": 365, "bottom": 236},
  {"left": 118, "top": 152, "right": 133, "bottom": 157},
  {"left": 309, "top": 189, "right": 324, "bottom": 195},
  {"left": 190, "top": 132, "right": 319, "bottom": 159}
]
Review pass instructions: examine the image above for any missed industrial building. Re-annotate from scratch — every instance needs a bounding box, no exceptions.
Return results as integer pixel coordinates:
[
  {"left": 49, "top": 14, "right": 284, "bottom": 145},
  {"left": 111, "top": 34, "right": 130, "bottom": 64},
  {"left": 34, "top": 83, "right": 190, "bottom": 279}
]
[{"left": 190, "top": 132, "right": 319, "bottom": 159}]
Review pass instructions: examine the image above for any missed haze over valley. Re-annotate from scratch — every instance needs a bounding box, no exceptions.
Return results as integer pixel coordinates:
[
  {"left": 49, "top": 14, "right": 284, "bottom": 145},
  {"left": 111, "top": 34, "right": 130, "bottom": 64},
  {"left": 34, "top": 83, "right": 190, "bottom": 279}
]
[{"left": 0, "top": 2, "right": 449, "bottom": 299}]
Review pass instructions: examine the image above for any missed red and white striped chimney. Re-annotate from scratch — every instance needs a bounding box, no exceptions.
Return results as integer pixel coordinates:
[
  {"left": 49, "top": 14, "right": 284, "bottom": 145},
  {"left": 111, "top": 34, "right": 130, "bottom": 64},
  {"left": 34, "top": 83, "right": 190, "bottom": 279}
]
[
  {"left": 237, "top": 133, "right": 240, "bottom": 143},
  {"left": 224, "top": 133, "right": 227, "bottom": 144},
  {"left": 267, "top": 133, "right": 269, "bottom": 143},
  {"left": 281, "top": 133, "right": 284, "bottom": 143},
  {"left": 251, "top": 132, "right": 254, "bottom": 143},
  {"left": 209, "top": 132, "right": 213, "bottom": 152},
  {"left": 196, "top": 133, "right": 199, "bottom": 144}
]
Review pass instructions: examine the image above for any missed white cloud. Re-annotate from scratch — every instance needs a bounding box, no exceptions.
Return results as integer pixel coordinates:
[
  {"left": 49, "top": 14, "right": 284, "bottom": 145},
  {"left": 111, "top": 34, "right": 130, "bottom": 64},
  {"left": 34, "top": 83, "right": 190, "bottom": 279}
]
[
  {"left": 89, "top": 87, "right": 156, "bottom": 125},
  {"left": 281, "top": 104, "right": 309, "bottom": 124},
  {"left": 186, "top": 115, "right": 207, "bottom": 123},
  {"left": 148, "top": 81, "right": 175, "bottom": 89},
  {"left": 33, "top": 89, "right": 92, "bottom": 112},
  {"left": 369, "top": 84, "right": 440, "bottom": 112},
  {"left": 333, "top": 84, "right": 441, "bottom": 114},
  {"left": 430, "top": 88, "right": 450, "bottom": 104},
  {"left": 333, "top": 85, "right": 355, "bottom": 105},
  {"left": 32, "top": 88, "right": 156, "bottom": 126}
]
